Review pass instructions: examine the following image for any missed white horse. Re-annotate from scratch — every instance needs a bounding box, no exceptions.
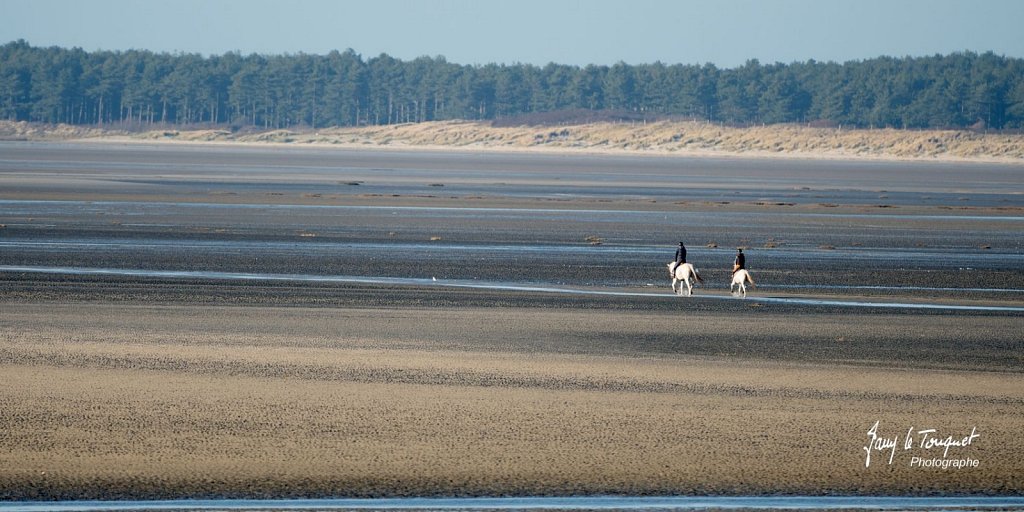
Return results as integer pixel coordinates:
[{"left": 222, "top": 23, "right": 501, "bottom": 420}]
[
  {"left": 730, "top": 269, "right": 755, "bottom": 298},
  {"left": 667, "top": 262, "right": 703, "bottom": 296}
]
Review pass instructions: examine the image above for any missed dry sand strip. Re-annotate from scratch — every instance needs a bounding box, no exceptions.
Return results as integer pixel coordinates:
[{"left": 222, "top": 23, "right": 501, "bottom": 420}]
[
  {"left": 5, "top": 120, "right": 1024, "bottom": 162},
  {"left": 1, "top": 303, "right": 1022, "bottom": 499}
]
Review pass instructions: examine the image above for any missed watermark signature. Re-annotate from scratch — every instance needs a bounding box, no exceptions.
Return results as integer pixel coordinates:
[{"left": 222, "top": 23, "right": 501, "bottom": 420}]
[{"left": 863, "top": 420, "right": 980, "bottom": 468}]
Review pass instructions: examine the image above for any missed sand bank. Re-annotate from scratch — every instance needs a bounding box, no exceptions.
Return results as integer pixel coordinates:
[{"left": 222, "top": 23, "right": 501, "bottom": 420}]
[{"left": 2, "top": 120, "right": 1024, "bottom": 163}]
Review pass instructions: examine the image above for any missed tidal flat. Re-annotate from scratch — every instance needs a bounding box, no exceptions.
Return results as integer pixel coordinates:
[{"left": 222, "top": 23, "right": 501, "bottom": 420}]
[{"left": 0, "top": 141, "right": 1021, "bottom": 499}]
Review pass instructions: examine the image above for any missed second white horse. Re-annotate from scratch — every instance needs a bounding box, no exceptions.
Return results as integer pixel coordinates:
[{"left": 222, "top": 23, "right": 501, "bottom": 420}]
[{"left": 730, "top": 269, "right": 755, "bottom": 298}]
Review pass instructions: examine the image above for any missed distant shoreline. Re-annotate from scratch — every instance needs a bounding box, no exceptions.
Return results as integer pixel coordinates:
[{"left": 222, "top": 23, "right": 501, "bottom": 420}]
[{"left": 2, "top": 120, "right": 1023, "bottom": 164}]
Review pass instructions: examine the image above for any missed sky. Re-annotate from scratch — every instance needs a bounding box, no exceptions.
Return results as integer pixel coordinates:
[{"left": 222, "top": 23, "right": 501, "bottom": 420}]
[{"left": 1, "top": 0, "right": 1023, "bottom": 68}]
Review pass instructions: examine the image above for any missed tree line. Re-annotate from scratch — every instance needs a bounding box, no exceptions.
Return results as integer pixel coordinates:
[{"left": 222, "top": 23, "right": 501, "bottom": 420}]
[{"left": 2, "top": 39, "right": 1023, "bottom": 130}]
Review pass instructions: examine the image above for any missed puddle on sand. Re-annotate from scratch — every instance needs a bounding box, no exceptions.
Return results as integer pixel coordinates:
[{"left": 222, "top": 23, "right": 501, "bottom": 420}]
[
  {"left": 2, "top": 265, "right": 1021, "bottom": 313},
  {"left": 3, "top": 199, "right": 1024, "bottom": 221},
  {"left": 2, "top": 239, "right": 1022, "bottom": 269}
]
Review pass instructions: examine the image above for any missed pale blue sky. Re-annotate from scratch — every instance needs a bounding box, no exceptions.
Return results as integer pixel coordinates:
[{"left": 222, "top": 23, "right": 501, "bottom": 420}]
[{"left": 2, "top": 0, "right": 1022, "bottom": 68}]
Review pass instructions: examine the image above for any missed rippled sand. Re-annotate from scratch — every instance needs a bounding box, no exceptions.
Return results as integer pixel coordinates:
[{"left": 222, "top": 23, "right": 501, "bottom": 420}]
[{"left": 1, "top": 303, "right": 1021, "bottom": 499}]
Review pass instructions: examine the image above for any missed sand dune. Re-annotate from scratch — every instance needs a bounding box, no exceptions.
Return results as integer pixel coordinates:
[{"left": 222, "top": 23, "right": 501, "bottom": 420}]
[{"left": 2, "top": 119, "right": 1023, "bottom": 162}]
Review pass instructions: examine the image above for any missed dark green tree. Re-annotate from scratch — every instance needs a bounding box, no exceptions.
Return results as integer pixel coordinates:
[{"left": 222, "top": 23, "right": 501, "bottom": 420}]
[{"left": 2, "top": 41, "right": 1021, "bottom": 130}]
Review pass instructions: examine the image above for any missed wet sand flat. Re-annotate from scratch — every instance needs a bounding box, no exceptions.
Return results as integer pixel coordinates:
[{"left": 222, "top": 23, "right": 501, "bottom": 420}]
[
  {"left": 1, "top": 140, "right": 1023, "bottom": 203},
  {"left": 1, "top": 303, "right": 1022, "bottom": 499},
  {"left": 2, "top": 141, "right": 1023, "bottom": 303},
  {"left": 0, "top": 141, "right": 1022, "bottom": 499}
]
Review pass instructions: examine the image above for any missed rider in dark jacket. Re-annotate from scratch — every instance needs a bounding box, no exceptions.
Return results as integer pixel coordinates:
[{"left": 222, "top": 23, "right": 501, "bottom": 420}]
[
  {"left": 732, "top": 248, "right": 745, "bottom": 274},
  {"left": 667, "top": 240, "right": 684, "bottom": 276},
  {"left": 675, "top": 242, "right": 687, "bottom": 265}
]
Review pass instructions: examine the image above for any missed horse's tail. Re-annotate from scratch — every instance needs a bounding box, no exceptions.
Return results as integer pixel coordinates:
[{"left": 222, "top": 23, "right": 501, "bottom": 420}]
[
  {"left": 745, "top": 270, "right": 755, "bottom": 286},
  {"left": 694, "top": 267, "right": 704, "bottom": 283}
]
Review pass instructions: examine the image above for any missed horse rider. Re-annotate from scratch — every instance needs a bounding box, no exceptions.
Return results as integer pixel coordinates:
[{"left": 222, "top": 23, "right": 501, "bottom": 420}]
[
  {"left": 671, "top": 242, "right": 687, "bottom": 274},
  {"left": 732, "top": 248, "right": 745, "bottom": 275}
]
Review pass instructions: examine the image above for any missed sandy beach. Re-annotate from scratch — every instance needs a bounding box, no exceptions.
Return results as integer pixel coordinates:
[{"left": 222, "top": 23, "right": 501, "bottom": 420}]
[
  {"left": 0, "top": 140, "right": 1021, "bottom": 499},
  {"left": 3, "top": 120, "right": 1024, "bottom": 163}
]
